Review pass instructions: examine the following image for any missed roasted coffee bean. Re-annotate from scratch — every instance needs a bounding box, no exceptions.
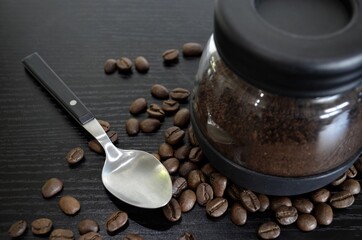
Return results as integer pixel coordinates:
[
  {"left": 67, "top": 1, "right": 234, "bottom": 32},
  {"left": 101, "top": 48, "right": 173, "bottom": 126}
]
[
  {"left": 178, "top": 161, "right": 198, "bottom": 178},
  {"left": 206, "top": 197, "right": 228, "bottom": 218},
  {"left": 178, "top": 189, "right": 196, "bottom": 212},
  {"left": 182, "top": 42, "right": 203, "bottom": 57},
  {"left": 158, "top": 143, "right": 174, "bottom": 159},
  {"left": 275, "top": 205, "right": 298, "bottom": 225},
  {"left": 65, "top": 147, "right": 84, "bottom": 165},
  {"left": 270, "top": 196, "right": 292, "bottom": 211},
  {"left": 188, "top": 127, "right": 199, "bottom": 146},
  {"left": 165, "top": 126, "right": 185, "bottom": 145},
  {"left": 189, "top": 147, "right": 204, "bottom": 163},
  {"left": 59, "top": 195, "right": 81, "bottom": 215},
  {"left": 331, "top": 173, "right": 347, "bottom": 186},
  {"left": 49, "top": 229, "right": 74, "bottom": 240},
  {"left": 172, "top": 177, "right": 188, "bottom": 198},
  {"left": 240, "top": 190, "right": 260, "bottom": 212},
  {"left": 311, "top": 188, "right": 330, "bottom": 203},
  {"left": 200, "top": 163, "right": 216, "bottom": 177},
  {"left": 346, "top": 165, "right": 358, "bottom": 178},
  {"left": 340, "top": 179, "right": 361, "bottom": 195},
  {"left": 196, "top": 183, "right": 214, "bottom": 206},
  {"left": 292, "top": 198, "right": 314, "bottom": 214},
  {"left": 163, "top": 157, "right": 180, "bottom": 174},
  {"left": 79, "top": 232, "right": 102, "bottom": 240},
  {"left": 129, "top": 98, "right": 147, "bottom": 115},
  {"left": 258, "top": 194, "right": 270, "bottom": 212},
  {"left": 116, "top": 57, "right": 133, "bottom": 73},
  {"left": 88, "top": 139, "right": 104, "bottom": 154},
  {"left": 187, "top": 170, "right": 206, "bottom": 190},
  {"left": 174, "top": 108, "right": 190, "bottom": 128},
  {"left": 107, "top": 131, "right": 118, "bottom": 143},
  {"left": 170, "top": 88, "right": 190, "bottom": 102},
  {"left": 163, "top": 49, "right": 179, "bottom": 62},
  {"left": 226, "top": 183, "right": 242, "bottom": 202},
  {"left": 178, "top": 232, "right": 196, "bottom": 240},
  {"left": 106, "top": 211, "right": 128, "bottom": 234},
  {"left": 163, "top": 198, "right": 182, "bottom": 222},
  {"left": 210, "top": 173, "right": 227, "bottom": 198},
  {"left": 162, "top": 99, "right": 180, "bottom": 113},
  {"left": 98, "top": 119, "right": 111, "bottom": 132},
  {"left": 296, "top": 214, "right": 317, "bottom": 232},
  {"left": 174, "top": 145, "right": 191, "bottom": 161},
  {"left": 31, "top": 218, "right": 53, "bottom": 235},
  {"left": 258, "top": 221, "right": 280, "bottom": 240},
  {"left": 330, "top": 190, "right": 355, "bottom": 208},
  {"left": 152, "top": 152, "right": 161, "bottom": 161},
  {"left": 78, "top": 219, "right": 99, "bottom": 235},
  {"left": 314, "top": 203, "right": 333, "bottom": 225},
  {"left": 134, "top": 56, "right": 149, "bottom": 73},
  {"left": 151, "top": 84, "right": 169, "bottom": 99},
  {"left": 104, "top": 59, "right": 117, "bottom": 74},
  {"left": 8, "top": 220, "right": 27, "bottom": 238},
  {"left": 139, "top": 118, "right": 161, "bottom": 133},
  {"left": 125, "top": 118, "right": 140, "bottom": 136},
  {"left": 147, "top": 103, "right": 165, "bottom": 120},
  {"left": 41, "top": 177, "right": 63, "bottom": 198},
  {"left": 123, "top": 233, "right": 144, "bottom": 240},
  {"left": 230, "top": 202, "right": 247, "bottom": 226}
]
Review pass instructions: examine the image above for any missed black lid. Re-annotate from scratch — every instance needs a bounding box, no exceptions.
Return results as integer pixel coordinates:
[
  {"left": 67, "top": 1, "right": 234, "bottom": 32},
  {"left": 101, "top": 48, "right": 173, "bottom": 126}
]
[{"left": 214, "top": 0, "right": 362, "bottom": 97}]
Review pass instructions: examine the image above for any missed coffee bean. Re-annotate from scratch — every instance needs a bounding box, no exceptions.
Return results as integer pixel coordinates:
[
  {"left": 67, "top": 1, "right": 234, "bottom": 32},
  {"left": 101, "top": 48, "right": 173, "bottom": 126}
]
[
  {"left": 106, "top": 210, "right": 128, "bottom": 234},
  {"left": 78, "top": 219, "right": 99, "bottom": 235},
  {"left": 346, "top": 165, "right": 358, "bottom": 178},
  {"left": 258, "top": 194, "right": 270, "bottom": 212},
  {"left": 79, "top": 232, "right": 102, "bottom": 240},
  {"left": 41, "top": 177, "right": 63, "bottom": 198},
  {"left": 172, "top": 177, "right": 188, "bottom": 198},
  {"left": 151, "top": 84, "right": 169, "bottom": 99},
  {"left": 174, "top": 145, "right": 191, "bottom": 161},
  {"left": 88, "top": 139, "right": 104, "bottom": 154},
  {"left": 340, "top": 179, "right": 361, "bottom": 195},
  {"left": 258, "top": 221, "right": 280, "bottom": 240},
  {"left": 314, "top": 203, "right": 333, "bottom": 225},
  {"left": 182, "top": 42, "right": 203, "bottom": 57},
  {"left": 165, "top": 126, "right": 185, "bottom": 145},
  {"left": 158, "top": 143, "right": 174, "bottom": 159},
  {"left": 187, "top": 170, "right": 206, "bottom": 190},
  {"left": 226, "top": 183, "right": 242, "bottom": 202},
  {"left": 129, "top": 98, "right": 147, "bottom": 115},
  {"left": 163, "top": 49, "right": 179, "bottom": 62},
  {"left": 188, "top": 127, "right": 199, "bottom": 146},
  {"left": 8, "top": 220, "right": 27, "bottom": 238},
  {"left": 174, "top": 108, "right": 190, "bottom": 128},
  {"left": 31, "top": 218, "right": 53, "bottom": 235},
  {"left": 240, "top": 190, "right": 260, "bottom": 212},
  {"left": 139, "top": 118, "right": 161, "bottom": 133},
  {"left": 49, "top": 229, "right": 74, "bottom": 240},
  {"left": 189, "top": 147, "right": 204, "bottom": 163},
  {"left": 311, "top": 188, "right": 330, "bottom": 203},
  {"left": 152, "top": 152, "right": 161, "bottom": 161},
  {"left": 65, "top": 147, "right": 84, "bottom": 165},
  {"left": 178, "top": 189, "right": 196, "bottom": 212},
  {"left": 134, "top": 56, "right": 149, "bottom": 73},
  {"left": 98, "top": 119, "right": 111, "bottom": 132},
  {"left": 331, "top": 173, "right": 347, "bottom": 186},
  {"left": 125, "top": 118, "right": 140, "bottom": 136},
  {"left": 178, "top": 161, "right": 198, "bottom": 178},
  {"left": 230, "top": 202, "right": 247, "bottom": 226},
  {"left": 170, "top": 88, "right": 190, "bottom": 102},
  {"left": 116, "top": 57, "right": 133, "bottom": 73},
  {"left": 107, "top": 131, "right": 118, "bottom": 143},
  {"left": 104, "top": 59, "right": 117, "bottom": 74},
  {"left": 210, "top": 173, "right": 227, "bottom": 198},
  {"left": 196, "top": 183, "right": 214, "bottom": 206},
  {"left": 270, "top": 196, "right": 292, "bottom": 211},
  {"left": 163, "top": 157, "right": 180, "bottom": 174},
  {"left": 123, "top": 233, "right": 144, "bottom": 240},
  {"left": 200, "top": 163, "right": 216, "bottom": 177},
  {"left": 292, "top": 198, "right": 314, "bottom": 214},
  {"left": 206, "top": 197, "right": 228, "bottom": 218},
  {"left": 178, "top": 232, "right": 196, "bottom": 240},
  {"left": 162, "top": 99, "right": 180, "bottom": 113},
  {"left": 163, "top": 198, "right": 182, "bottom": 222},
  {"left": 59, "top": 195, "right": 81, "bottom": 215},
  {"left": 330, "top": 190, "right": 355, "bottom": 208},
  {"left": 296, "top": 214, "right": 317, "bottom": 232},
  {"left": 147, "top": 103, "right": 165, "bottom": 120},
  {"left": 275, "top": 205, "right": 298, "bottom": 225}
]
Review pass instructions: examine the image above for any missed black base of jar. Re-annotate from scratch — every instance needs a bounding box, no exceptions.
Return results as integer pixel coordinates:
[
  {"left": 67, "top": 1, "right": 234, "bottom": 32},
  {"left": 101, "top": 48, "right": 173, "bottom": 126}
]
[{"left": 190, "top": 104, "right": 360, "bottom": 196}]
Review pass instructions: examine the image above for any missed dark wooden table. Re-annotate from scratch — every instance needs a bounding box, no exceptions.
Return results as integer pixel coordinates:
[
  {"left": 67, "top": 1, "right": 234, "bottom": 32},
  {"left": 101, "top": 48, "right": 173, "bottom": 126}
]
[{"left": 0, "top": 1, "right": 361, "bottom": 239}]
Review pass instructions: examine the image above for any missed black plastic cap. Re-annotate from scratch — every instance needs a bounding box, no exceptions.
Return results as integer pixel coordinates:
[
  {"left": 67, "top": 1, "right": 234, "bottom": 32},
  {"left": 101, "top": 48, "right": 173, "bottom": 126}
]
[{"left": 214, "top": 0, "right": 362, "bottom": 98}]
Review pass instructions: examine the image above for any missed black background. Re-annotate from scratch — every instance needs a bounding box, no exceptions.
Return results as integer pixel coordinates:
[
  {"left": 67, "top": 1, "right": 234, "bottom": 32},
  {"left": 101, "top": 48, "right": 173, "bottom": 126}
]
[{"left": 0, "top": 1, "right": 361, "bottom": 239}]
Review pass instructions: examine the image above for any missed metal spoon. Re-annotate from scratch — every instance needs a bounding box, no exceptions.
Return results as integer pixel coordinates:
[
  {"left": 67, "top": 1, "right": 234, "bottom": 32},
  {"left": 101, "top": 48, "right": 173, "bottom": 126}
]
[{"left": 22, "top": 52, "right": 172, "bottom": 209}]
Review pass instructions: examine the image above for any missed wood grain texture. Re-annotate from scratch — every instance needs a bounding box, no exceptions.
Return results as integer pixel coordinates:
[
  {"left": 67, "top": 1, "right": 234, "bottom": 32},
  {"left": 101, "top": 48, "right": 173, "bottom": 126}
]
[{"left": 0, "top": 0, "right": 361, "bottom": 239}]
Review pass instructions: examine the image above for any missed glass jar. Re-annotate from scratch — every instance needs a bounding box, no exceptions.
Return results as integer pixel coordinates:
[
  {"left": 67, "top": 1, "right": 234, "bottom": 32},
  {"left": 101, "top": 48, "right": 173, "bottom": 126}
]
[{"left": 191, "top": 0, "right": 362, "bottom": 195}]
